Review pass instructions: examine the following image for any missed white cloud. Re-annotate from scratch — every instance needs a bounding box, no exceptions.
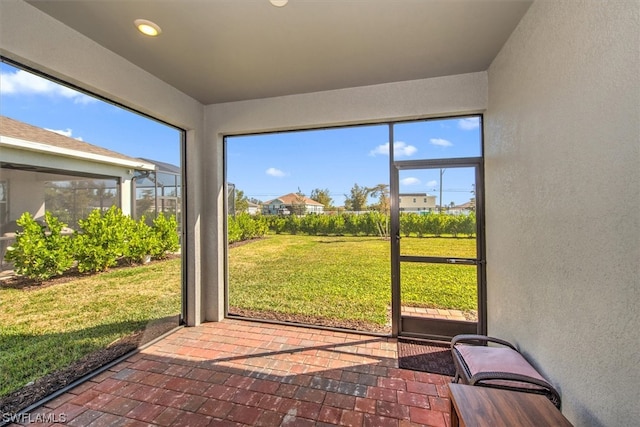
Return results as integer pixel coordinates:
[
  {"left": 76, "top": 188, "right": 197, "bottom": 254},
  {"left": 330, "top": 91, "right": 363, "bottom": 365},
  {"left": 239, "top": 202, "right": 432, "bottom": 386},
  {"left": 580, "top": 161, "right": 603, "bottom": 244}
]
[
  {"left": 430, "top": 138, "right": 453, "bottom": 147},
  {"left": 45, "top": 128, "right": 84, "bottom": 141},
  {"left": 400, "top": 177, "right": 420, "bottom": 186},
  {"left": 0, "top": 69, "right": 96, "bottom": 104},
  {"left": 369, "top": 141, "right": 417, "bottom": 157},
  {"left": 458, "top": 117, "right": 480, "bottom": 130},
  {"left": 266, "top": 167, "right": 286, "bottom": 177},
  {"left": 46, "top": 128, "right": 72, "bottom": 137},
  {"left": 426, "top": 180, "right": 438, "bottom": 188}
]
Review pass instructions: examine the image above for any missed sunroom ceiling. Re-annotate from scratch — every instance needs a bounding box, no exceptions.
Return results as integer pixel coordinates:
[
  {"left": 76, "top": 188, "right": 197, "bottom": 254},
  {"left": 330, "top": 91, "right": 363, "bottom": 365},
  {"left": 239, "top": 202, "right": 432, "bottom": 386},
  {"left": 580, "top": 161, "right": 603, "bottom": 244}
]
[{"left": 26, "top": 0, "right": 532, "bottom": 105}]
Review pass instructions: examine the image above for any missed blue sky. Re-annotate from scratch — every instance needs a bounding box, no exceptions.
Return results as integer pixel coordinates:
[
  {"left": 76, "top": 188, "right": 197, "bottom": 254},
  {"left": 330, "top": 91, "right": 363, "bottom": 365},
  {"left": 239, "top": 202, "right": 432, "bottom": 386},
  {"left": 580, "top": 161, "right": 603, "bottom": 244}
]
[
  {"left": 227, "top": 118, "right": 481, "bottom": 207},
  {"left": 1, "top": 61, "right": 481, "bottom": 207},
  {"left": 0, "top": 62, "right": 181, "bottom": 166}
]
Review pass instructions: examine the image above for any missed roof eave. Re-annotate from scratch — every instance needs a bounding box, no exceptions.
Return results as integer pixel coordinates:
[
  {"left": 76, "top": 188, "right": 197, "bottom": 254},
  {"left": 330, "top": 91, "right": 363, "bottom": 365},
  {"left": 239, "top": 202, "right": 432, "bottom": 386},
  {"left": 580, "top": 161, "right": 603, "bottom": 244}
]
[{"left": 0, "top": 135, "right": 156, "bottom": 171}]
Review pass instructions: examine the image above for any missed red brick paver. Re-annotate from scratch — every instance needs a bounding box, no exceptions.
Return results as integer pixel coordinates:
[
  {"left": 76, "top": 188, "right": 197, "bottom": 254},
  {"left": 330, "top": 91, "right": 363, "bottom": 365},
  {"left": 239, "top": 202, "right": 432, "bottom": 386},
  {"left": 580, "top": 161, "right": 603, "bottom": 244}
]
[{"left": 12, "top": 319, "right": 452, "bottom": 426}]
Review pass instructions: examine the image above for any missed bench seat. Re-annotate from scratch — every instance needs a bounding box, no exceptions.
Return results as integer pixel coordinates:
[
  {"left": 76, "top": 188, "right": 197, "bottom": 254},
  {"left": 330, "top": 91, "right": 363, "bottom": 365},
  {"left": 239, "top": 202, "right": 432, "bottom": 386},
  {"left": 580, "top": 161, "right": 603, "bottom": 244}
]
[{"left": 451, "top": 334, "right": 561, "bottom": 409}]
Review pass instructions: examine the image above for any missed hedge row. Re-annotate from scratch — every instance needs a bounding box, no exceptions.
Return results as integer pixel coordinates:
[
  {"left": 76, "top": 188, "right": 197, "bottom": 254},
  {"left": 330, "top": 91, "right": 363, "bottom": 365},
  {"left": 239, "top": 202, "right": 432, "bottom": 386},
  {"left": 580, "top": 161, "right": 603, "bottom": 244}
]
[
  {"left": 400, "top": 212, "right": 476, "bottom": 237},
  {"left": 5, "top": 206, "right": 179, "bottom": 280},
  {"left": 228, "top": 212, "right": 476, "bottom": 243},
  {"left": 228, "top": 213, "right": 269, "bottom": 244}
]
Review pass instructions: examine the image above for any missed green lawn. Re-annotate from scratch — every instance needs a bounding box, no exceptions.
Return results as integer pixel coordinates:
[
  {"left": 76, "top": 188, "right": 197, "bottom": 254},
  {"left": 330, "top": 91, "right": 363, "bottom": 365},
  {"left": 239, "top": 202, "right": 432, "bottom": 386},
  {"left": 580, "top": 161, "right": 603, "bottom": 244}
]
[
  {"left": 2, "top": 234, "right": 477, "bottom": 400},
  {"left": 0, "top": 258, "right": 181, "bottom": 399},
  {"left": 229, "top": 234, "right": 477, "bottom": 329}
]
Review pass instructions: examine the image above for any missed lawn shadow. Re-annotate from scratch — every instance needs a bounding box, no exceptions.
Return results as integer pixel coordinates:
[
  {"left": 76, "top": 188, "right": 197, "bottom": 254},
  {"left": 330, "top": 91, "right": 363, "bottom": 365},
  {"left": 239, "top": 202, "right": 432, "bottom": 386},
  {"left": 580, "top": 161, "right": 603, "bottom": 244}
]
[{"left": 0, "top": 315, "right": 180, "bottom": 414}]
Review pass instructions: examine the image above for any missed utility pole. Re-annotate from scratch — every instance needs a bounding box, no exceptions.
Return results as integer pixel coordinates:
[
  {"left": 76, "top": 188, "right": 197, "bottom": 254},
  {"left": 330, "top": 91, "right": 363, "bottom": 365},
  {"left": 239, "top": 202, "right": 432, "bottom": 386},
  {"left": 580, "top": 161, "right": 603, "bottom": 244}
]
[{"left": 439, "top": 168, "right": 446, "bottom": 213}]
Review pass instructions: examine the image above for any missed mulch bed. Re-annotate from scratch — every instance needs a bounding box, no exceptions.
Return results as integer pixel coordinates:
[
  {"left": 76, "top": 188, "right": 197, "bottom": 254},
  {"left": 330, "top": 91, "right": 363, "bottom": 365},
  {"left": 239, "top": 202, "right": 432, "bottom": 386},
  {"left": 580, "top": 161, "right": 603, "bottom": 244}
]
[
  {"left": 0, "top": 254, "right": 181, "bottom": 291},
  {"left": 397, "top": 339, "right": 456, "bottom": 377},
  {"left": 228, "top": 307, "right": 391, "bottom": 334},
  {"left": 228, "top": 237, "right": 265, "bottom": 250}
]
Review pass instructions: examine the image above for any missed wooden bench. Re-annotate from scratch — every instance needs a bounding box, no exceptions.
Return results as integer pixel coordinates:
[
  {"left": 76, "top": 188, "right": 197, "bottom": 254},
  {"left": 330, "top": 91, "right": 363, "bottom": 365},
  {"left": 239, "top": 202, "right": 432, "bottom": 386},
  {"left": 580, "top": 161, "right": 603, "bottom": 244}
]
[
  {"left": 450, "top": 334, "right": 561, "bottom": 409},
  {"left": 449, "top": 383, "right": 572, "bottom": 427}
]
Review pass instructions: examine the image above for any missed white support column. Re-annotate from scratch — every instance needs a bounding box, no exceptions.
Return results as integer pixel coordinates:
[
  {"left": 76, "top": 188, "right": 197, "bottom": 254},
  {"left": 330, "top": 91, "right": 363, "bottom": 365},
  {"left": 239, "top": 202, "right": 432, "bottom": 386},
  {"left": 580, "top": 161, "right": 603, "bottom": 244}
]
[{"left": 120, "top": 176, "right": 133, "bottom": 216}]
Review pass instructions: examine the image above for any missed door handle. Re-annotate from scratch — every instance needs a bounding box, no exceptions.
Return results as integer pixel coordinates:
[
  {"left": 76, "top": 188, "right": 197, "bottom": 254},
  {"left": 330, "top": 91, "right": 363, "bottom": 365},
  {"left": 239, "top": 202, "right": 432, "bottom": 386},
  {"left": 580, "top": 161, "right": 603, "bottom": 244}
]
[{"left": 447, "top": 258, "right": 477, "bottom": 264}]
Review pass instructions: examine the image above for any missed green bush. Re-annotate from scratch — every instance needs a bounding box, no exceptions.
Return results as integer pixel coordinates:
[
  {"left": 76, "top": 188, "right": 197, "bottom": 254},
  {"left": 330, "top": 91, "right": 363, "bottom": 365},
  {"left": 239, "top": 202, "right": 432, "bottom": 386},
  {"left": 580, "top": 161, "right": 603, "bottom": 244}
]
[
  {"left": 228, "top": 215, "right": 243, "bottom": 243},
  {"left": 150, "top": 214, "right": 179, "bottom": 259},
  {"left": 4, "top": 211, "right": 74, "bottom": 281},
  {"left": 459, "top": 212, "right": 476, "bottom": 237},
  {"left": 73, "top": 206, "right": 130, "bottom": 273},
  {"left": 264, "top": 211, "right": 476, "bottom": 238},
  {"left": 123, "top": 216, "right": 157, "bottom": 264},
  {"left": 6, "top": 208, "right": 182, "bottom": 279},
  {"left": 228, "top": 213, "right": 268, "bottom": 243}
]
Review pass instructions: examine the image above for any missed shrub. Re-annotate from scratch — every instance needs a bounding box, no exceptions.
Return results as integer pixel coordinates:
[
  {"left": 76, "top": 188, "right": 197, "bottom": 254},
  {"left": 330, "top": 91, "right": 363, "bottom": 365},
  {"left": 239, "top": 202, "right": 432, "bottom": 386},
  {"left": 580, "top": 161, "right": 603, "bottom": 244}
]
[
  {"left": 267, "top": 216, "right": 287, "bottom": 234},
  {"left": 228, "top": 213, "right": 268, "bottom": 243},
  {"left": 123, "top": 216, "right": 157, "bottom": 264},
  {"left": 228, "top": 215, "right": 243, "bottom": 243},
  {"left": 74, "top": 206, "right": 130, "bottom": 273},
  {"left": 459, "top": 212, "right": 476, "bottom": 237},
  {"left": 283, "top": 215, "right": 302, "bottom": 235},
  {"left": 150, "top": 214, "right": 179, "bottom": 259},
  {"left": 4, "top": 211, "right": 74, "bottom": 280}
]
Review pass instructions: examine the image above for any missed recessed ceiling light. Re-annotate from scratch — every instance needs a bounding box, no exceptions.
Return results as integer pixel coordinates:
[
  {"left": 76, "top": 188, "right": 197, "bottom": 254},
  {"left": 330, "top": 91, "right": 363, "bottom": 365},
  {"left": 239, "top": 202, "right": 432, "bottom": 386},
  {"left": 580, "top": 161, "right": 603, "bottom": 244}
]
[
  {"left": 134, "top": 19, "right": 161, "bottom": 37},
  {"left": 270, "top": 0, "right": 288, "bottom": 7}
]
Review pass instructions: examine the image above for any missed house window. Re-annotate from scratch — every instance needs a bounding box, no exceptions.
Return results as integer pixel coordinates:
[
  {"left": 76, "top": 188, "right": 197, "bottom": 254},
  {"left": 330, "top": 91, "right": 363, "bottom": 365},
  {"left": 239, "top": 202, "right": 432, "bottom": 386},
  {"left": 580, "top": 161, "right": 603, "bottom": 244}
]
[{"left": 413, "top": 198, "right": 416, "bottom": 203}]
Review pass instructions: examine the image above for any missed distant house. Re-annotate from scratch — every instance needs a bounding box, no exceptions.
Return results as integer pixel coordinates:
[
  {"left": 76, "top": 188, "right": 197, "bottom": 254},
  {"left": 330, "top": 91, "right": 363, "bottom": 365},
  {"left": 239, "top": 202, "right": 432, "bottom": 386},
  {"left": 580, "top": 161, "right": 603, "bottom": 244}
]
[
  {"left": 0, "top": 115, "right": 156, "bottom": 233},
  {"left": 399, "top": 193, "right": 436, "bottom": 213},
  {"left": 246, "top": 201, "right": 260, "bottom": 215},
  {"left": 263, "top": 193, "right": 324, "bottom": 215},
  {"left": 449, "top": 200, "right": 475, "bottom": 215}
]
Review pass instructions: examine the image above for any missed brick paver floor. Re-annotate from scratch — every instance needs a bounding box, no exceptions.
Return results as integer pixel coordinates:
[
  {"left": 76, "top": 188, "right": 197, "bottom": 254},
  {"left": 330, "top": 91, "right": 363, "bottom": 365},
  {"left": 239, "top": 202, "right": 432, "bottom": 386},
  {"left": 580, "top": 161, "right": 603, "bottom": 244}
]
[{"left": 9, "top": 319, "right": 452, "bottom": 426}]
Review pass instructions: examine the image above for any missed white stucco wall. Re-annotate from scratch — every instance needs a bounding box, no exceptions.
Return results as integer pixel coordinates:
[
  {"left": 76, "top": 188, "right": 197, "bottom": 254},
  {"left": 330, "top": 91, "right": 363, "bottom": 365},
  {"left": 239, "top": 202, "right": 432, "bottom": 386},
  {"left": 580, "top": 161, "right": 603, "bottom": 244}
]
[
  {"left": 0, "top": 0, "right": 206, "bottom": 325},
  {"left": 205, "top": 72, "right": 488, "bottom": 321},
  {"left": 484, "top": 1, "right": 639, "bottom": 426}
]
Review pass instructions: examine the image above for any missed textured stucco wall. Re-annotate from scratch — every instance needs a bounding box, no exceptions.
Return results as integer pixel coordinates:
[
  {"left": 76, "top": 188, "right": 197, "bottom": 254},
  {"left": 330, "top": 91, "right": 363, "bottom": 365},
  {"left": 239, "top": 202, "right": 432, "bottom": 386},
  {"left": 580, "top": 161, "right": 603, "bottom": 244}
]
[
  {"left": 204, "top": 73, "right": 488, "bottom": 321},
  {"left": 485, "top": 1, "right": 639, "bottom": 425},
  {"left": 0, "top": 0, "right": 206, "bottom": 325}
]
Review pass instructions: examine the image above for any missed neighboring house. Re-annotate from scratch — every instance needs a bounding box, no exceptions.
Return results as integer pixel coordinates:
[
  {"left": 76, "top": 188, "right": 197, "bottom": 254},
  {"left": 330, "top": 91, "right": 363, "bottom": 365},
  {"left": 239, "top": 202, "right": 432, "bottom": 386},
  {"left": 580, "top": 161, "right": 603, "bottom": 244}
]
[
  {"left": 449, "top": 201, "right": 475, "bottom": 215},
  {"left": 246, "top": 201, "right": 260, "bottom": 215},
  {"left": 263, "top": 193, "right": 324, "bottom": 215},
  {"left": 399, "top": 193, "right": 436, "bottom": 213},
  {"left": 0, "top": 115, "right": 156, "bottom": 234}
]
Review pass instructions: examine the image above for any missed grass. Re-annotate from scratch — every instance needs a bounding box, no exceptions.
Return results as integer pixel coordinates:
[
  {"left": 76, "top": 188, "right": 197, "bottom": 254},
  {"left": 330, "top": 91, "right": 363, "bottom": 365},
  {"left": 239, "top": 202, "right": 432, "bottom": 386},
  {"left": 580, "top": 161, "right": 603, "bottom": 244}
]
[
  {"left": 229, "top": 234, "right": 477, "bottom": 328},
  {"left": 2, "top": 234, "right": 476, "bottom": 399},
  {"left": 0, "top": 258, "right": 181, "bottom": 398}
]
